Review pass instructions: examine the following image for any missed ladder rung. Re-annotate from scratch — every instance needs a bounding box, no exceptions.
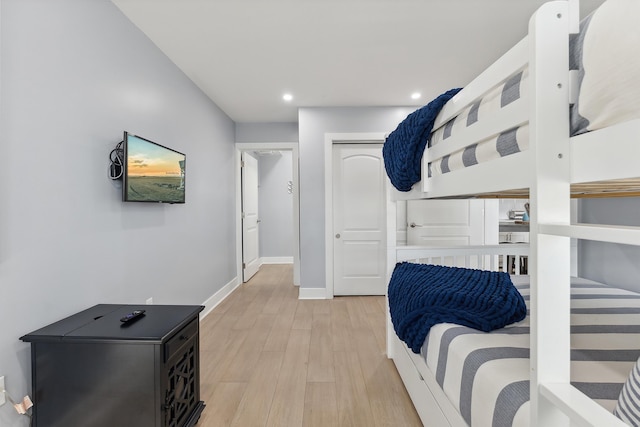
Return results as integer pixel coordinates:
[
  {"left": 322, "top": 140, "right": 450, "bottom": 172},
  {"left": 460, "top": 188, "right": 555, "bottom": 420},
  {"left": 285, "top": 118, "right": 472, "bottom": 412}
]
[{"left": 538, "top": 223, "right": 640, "bottom": 245}]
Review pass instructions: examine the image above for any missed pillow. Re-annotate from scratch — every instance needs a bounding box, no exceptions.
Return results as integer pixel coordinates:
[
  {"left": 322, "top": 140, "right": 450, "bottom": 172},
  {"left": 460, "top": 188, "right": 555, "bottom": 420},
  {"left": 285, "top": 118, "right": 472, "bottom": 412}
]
[
  {"left": 613, "top": 356, "right": 640, "bottom": 426},
  {"left": 570, "top": 0, "right": 640, "bottom": 136}
]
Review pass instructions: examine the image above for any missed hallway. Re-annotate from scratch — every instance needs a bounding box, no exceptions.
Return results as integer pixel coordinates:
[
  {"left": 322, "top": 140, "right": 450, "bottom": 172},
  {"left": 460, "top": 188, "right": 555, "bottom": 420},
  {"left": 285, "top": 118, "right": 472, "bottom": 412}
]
[{"left": 197, "top": 264, "right": 421, "bottom": 426}]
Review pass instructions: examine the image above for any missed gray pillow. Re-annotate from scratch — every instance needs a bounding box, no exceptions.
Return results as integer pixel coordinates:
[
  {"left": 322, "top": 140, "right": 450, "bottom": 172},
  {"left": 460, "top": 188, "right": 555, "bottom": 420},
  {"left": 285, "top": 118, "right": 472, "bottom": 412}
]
[{"left": 613, "top": 356, "right": 640, "bottom": 426}]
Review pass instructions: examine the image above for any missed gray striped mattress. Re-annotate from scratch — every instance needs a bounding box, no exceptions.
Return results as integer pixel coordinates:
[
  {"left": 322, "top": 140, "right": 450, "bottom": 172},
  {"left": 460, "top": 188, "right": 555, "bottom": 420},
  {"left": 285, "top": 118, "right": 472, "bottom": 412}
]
[
  {"left": 428, "top": 69, "right": 529, "bottom": 178},
  {"left": 418, "top": 276, "right": 640, "bottom": 427}
]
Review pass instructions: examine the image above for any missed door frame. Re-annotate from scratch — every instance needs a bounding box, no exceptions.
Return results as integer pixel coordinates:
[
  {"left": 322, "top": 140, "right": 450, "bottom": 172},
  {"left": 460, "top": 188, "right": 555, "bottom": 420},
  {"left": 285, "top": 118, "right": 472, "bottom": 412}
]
[
  {"left": 324, "top": 132, "right": 387, "bottom": 299},
  {"left": 235, "top": 142, "right": 300, "bottom": 286}
]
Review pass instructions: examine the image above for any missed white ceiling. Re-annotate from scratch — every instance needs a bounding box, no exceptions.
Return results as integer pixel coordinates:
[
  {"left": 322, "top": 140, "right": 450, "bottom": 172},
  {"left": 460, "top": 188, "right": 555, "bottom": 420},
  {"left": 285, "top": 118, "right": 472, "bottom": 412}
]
[{"left": 111, "top": 0, "right": 604, "bottom": 123}]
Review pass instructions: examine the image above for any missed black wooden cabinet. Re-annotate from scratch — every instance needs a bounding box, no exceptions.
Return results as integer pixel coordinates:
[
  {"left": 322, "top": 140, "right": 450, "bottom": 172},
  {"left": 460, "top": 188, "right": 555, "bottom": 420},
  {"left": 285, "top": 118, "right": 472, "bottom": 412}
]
[{"left": 21, "top": 304, "right": 205, "bottom": 427}]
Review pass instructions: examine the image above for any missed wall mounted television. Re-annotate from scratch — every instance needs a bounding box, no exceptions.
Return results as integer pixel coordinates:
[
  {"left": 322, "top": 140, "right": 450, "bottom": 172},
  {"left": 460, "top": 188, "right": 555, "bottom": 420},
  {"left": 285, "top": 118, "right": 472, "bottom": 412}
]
[{"left": 122, "top": 131, "right": 186, "bottom": 204}]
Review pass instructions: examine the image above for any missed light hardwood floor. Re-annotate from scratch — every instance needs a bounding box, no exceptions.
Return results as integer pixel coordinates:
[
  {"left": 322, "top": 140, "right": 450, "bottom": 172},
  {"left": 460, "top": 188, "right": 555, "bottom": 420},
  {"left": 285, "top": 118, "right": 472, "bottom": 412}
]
[{"left": 198, "top": 264, "right": 422, "bottom": 427}]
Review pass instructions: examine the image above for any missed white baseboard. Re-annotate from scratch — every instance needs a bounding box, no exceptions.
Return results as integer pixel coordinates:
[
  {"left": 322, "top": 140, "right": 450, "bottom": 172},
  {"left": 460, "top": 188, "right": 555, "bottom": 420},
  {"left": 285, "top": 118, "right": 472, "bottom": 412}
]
[
  {"left": 260, "top": 256, "right": 293, "bottom": 265},
  {"left": 200, "top": 276, "right": 240, "bottom": 320},
  {"left": 298, "top": 287, "right": 327, "bottom": 300}
]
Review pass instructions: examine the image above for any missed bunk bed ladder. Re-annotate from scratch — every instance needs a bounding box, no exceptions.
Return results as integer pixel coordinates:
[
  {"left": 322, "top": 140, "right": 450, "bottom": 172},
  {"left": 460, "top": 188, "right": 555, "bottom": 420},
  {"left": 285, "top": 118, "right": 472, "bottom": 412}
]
[
  {"left": 530, "top": 1, "right": 629, "bottom": 426},
  {"left": 529, "top": 3, "right": 572, "bottom": 425}
]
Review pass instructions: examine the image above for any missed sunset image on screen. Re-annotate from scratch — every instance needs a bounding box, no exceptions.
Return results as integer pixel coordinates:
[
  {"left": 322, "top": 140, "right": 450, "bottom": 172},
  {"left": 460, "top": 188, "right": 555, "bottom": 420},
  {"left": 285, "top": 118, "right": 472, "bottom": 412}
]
[
  {"left": 127, "top": 135, "right": 183, "bottom": 177},
  {"left": 125, "top": 134, "right": 185, "bottom": 203}
]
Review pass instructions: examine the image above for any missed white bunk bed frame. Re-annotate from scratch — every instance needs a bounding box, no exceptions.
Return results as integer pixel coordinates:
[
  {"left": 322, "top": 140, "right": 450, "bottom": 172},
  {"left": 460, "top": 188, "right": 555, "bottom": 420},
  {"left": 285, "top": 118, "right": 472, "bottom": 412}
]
[{"left": 386, "top": 1, "right": 640, "bottom": 426}]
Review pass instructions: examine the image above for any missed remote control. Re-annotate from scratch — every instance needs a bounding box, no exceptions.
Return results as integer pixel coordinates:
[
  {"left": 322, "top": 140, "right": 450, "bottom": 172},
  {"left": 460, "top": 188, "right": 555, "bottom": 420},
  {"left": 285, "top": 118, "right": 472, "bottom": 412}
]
[{"left": 120, "top": 310, "right": 145, "bottom": 323}]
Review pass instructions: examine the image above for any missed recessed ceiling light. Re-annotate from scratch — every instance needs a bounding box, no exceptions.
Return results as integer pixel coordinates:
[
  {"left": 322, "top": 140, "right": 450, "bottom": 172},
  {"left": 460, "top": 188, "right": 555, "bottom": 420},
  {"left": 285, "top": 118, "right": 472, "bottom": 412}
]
[
  {"left": 283, "top": 93, "right": 293, "bottom": 102},
  {"left": 411, "top": 92, "right": 421, "bottom": 100}
]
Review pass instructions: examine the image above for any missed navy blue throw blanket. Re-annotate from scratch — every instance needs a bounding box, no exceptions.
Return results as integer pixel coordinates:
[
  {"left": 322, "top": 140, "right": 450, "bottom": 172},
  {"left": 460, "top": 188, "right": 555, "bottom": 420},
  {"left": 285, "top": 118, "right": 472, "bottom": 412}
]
[
  {"left": 383, "top": 88, "right": 462, "bottom": 192},
  {"left": 388, "top": 262, "right": 527, "bottom": 353}
]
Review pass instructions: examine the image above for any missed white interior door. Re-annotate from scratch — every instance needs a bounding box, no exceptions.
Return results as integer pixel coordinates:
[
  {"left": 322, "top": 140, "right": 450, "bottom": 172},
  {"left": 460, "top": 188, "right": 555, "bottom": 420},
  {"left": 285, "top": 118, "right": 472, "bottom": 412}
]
[
  {"left": 333, "top": 144, "right": 386, "bottom": 296},
  {"left": 242, "top": 151, "right": 260, "bottom": 282},
  {"left": 406, "top": 200, "right": 485, "bottom": 246},
  {"left": 406, "top": 199, "right": 498, "bottom": 268}
]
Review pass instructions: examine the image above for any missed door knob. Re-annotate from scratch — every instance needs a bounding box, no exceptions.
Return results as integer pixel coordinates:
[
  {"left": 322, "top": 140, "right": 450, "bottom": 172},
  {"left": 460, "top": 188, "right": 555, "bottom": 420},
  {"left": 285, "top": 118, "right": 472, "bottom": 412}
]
[
  {"left": 410, "top": 222, "right": 417, "bottom": 228},
  {"left": 335, "top": 234, "right": 341, "bottom": 239}
]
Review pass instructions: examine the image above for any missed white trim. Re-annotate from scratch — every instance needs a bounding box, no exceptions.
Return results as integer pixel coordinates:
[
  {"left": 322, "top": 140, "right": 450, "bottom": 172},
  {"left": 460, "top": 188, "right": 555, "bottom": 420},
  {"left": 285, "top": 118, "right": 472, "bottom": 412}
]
[
  {"left": 324, "top": 132, "right": 387, "bottom": 299},
  {"left": 199, "top": 276, "right": 240, "bottom": 320},
  {"left": 386, "top": 189, "right": 398, "bottom": 356},
  {"left": 298, "top": 288, "right": 327, "bottom": 300},
  {"left": 235, "top": 142, "right": 301, "bottom": 286},
  {"left": 261, "top": 256, "right": 294, "bottom": 264},
  {"left": 540, "top": 383, "right": 627, "bottom": 427}
]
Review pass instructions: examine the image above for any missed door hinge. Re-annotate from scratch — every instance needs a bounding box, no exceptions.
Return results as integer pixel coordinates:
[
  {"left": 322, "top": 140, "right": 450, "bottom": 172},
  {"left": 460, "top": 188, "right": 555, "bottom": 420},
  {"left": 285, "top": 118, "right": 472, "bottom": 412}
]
[
  {"left": 241, "top": 160, "right": 245, "bottom": 167},
  {"left": 242, "top": 262, "right": 246, "bottom": 269}
]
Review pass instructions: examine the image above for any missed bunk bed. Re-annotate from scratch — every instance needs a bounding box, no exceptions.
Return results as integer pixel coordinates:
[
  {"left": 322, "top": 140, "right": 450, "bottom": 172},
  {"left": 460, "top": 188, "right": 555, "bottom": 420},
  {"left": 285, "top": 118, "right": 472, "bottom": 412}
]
[{"left": 384, "top": 0, "right": 640, "bottom": 426}]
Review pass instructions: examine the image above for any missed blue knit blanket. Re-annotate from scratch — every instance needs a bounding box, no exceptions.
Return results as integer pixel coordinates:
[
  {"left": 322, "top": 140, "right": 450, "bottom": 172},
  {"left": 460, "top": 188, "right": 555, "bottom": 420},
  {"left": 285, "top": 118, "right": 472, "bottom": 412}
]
[
  {"left": 383, "top": 88, "right": 462, "bottom": 192},
  {"left": 388, "top": 262, "right": 527, "bottom": 353}
]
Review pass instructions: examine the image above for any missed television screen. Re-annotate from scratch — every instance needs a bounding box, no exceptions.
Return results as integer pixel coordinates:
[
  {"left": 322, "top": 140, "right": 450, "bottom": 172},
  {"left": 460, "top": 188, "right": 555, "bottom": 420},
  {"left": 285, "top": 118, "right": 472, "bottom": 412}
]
[{"left": 123, "top": 132, "right": 186, "bottom": 204}]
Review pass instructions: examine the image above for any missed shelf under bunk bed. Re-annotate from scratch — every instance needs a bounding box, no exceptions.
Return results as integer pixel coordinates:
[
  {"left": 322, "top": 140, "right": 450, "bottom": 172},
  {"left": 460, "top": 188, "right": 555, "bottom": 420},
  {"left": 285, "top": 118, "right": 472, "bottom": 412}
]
[{"left": 384, "top": 0, "right": 640, "bottom": 426}]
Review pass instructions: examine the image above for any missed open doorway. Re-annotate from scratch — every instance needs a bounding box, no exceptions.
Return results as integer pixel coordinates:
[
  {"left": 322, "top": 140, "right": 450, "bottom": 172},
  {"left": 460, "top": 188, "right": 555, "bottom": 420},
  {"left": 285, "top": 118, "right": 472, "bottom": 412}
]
[{"left": 235, "top": 143, "right": 300, "bottom": 286}]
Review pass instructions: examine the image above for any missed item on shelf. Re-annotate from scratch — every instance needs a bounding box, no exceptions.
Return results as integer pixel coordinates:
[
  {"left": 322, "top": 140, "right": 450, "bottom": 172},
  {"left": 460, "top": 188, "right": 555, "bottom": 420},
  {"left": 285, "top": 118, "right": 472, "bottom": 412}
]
[{"left": 508, "top": 210, "right": 525, "bottom": 220}]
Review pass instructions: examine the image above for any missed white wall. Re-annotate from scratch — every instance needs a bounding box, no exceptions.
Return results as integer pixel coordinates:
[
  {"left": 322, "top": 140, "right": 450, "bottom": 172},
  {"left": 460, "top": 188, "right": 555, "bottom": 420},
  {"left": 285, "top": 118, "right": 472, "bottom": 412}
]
[
  {"left": 0, "top": 2, "right": 236, "bottom": 425},
  {"left": 258, "top": 151, "right": 294, "bottom": 259},
  {"left": 297, "top": 107, "right": 415, "bottom": 290}
]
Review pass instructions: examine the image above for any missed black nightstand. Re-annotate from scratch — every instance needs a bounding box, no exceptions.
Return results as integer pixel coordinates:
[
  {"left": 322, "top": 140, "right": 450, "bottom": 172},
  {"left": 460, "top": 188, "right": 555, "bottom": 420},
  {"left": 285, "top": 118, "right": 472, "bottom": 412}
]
[{"left": 21, "top": 304, "right": 205, "bottom": 427}]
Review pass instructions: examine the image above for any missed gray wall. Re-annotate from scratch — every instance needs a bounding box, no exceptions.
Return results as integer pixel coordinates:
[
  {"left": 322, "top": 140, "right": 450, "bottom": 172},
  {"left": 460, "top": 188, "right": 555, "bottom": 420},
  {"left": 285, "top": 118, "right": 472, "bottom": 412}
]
[
  {"left": 258, "top": 151, "right": 294, "bottom": 258},
  {"left": 235, "top": 122, "right": 298, "bottom": 143},
  {"left": 578, "top": 198, "right": 640, "bottom": 292},
  {"left": 297, "top": 107, "right": 415, "bottom": 290},
  {"left": 0, "top": 2, "right": 236, "bottom": 425}
]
